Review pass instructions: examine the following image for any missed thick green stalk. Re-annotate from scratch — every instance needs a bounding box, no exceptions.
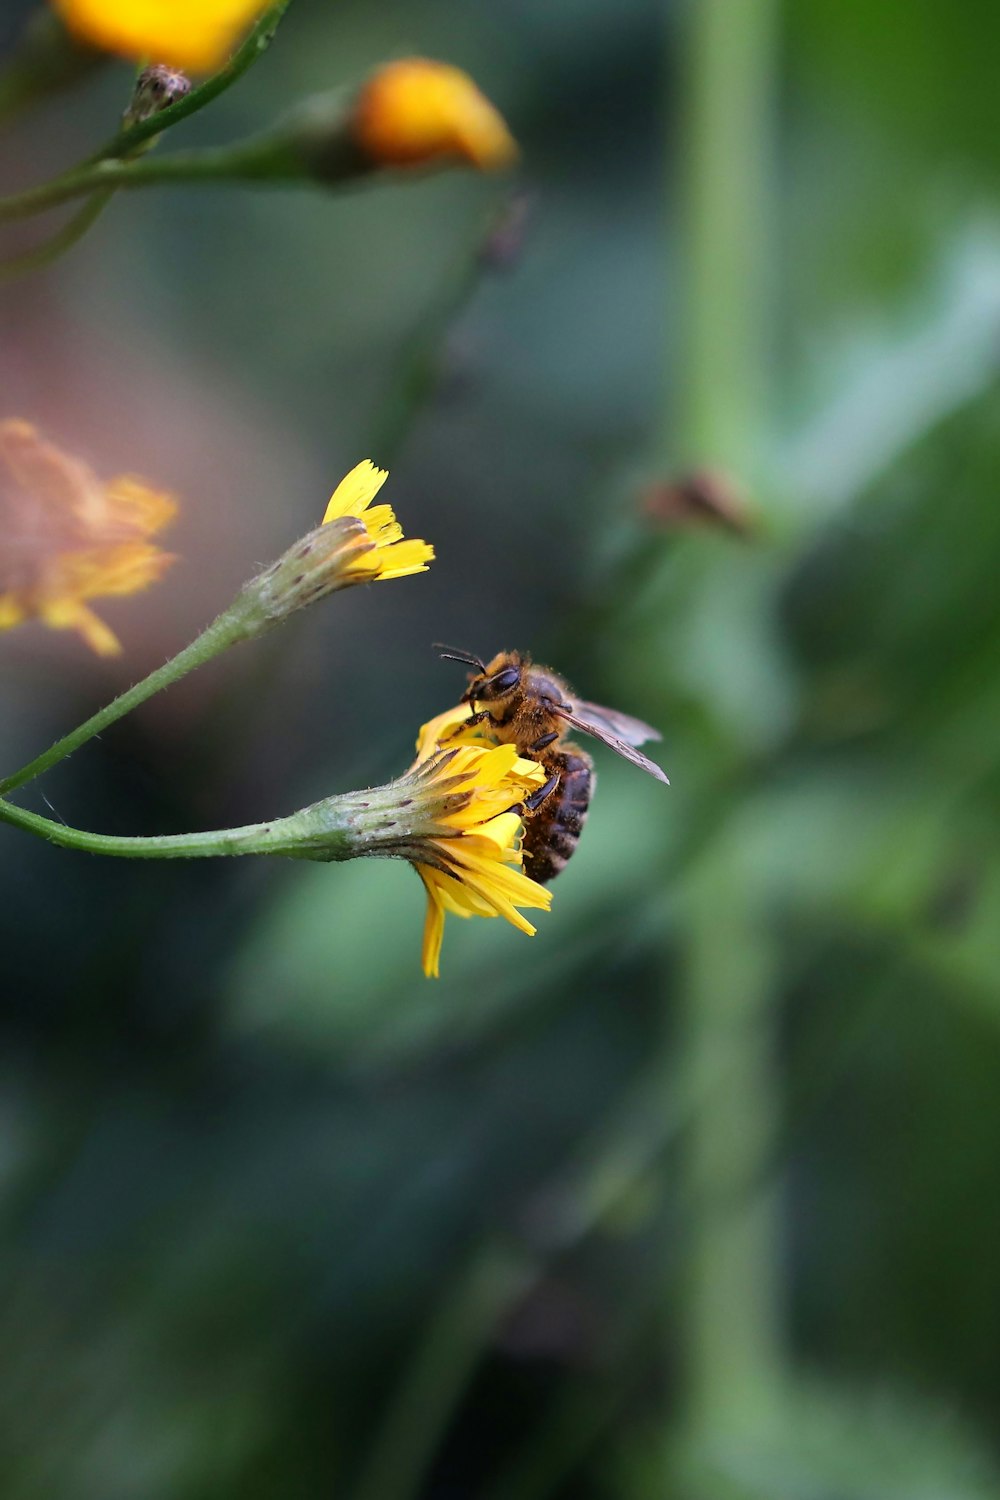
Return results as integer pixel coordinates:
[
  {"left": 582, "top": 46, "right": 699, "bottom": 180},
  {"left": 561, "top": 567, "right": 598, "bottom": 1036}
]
[
  {"left": 0, "top": 605, "right": 249, "bottom": 796},
  {"left": 672, "top": 0, "right": 782, "bottom": 1460},
  {"left": 678, "top": 0, "right": 775, "bottom": 469}
]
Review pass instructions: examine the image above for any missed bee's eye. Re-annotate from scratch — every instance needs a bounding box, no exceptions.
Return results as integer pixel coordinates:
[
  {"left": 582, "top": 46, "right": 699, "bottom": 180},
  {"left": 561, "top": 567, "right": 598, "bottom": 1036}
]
[{"left": 488, "top": 667, "right": 520, "bottom": 694}]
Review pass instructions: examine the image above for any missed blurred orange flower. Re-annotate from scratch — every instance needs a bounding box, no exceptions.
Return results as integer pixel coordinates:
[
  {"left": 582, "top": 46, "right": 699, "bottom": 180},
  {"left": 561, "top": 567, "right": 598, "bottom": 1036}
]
[
  {"left": 352, "top": 59, "right": 518, "bottom": 172},
  {"left": 0, "top": 420, "right": 176, "bottom": 657},
  {"left": 50, "top": 0, "right": 270, "bottom": 73}
]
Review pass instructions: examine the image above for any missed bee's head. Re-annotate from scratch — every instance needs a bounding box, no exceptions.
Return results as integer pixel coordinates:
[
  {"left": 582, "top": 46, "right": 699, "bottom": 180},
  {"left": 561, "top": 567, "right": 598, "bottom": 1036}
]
[
  {"left": 435, "top": 645, "right": 525, "bottom": 706},
  {"left": 465, "top": 651, "right": 524, "bottom": 705}
]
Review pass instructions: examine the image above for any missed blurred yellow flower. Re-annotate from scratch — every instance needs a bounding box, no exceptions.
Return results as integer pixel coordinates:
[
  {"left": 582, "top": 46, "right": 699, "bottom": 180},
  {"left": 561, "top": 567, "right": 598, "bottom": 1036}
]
[
  {"left": 0, "top": 420, "right": 176, "bottom": 656},
  {"left": 407, "top": 718, "right": 551, "bottom": 978},
  {"left": 321, "top": 459, "right": 434, "bottom": 584},
  {"left": 50, "top": 0, "right": 269, "bottom": 73},
  {"left": 352, "top": 59, "right": 518, "bottom": 172}
]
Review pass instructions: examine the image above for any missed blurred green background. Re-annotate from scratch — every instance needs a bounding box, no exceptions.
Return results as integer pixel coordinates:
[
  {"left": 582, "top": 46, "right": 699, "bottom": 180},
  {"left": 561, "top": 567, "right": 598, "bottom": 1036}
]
[{"left": 3, "top": 0, "right": 1000, "bottom": 1495}]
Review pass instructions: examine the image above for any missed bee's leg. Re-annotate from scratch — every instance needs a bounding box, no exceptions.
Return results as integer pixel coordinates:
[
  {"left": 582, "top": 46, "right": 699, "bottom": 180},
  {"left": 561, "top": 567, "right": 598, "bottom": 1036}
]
[
  {"left": 441, "top": 708, "right": 500, "bottom": 742},
  {"left": 510, "top": 771, "right": 560, "bottom": 819},
  {"left": 529, "top": 731, "right": 559, "bottom": 752}
]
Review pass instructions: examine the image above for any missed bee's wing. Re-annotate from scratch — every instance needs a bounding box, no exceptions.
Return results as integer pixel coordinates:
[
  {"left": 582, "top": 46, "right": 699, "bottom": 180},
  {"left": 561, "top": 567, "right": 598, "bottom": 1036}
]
[
  {"left": 573, "top": 699, "right": 662, "bottom": 747},
  {"left": 555, "top": 706, "right": 670, "bottom": 784}
]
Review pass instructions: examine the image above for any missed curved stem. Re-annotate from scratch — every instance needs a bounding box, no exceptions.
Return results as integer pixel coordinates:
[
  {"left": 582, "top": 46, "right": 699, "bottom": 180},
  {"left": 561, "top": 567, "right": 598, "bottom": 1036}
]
[
  {"left": 88, "top": 0, "right": 294, "bottom": 163},
  {"left": 0, "top": 137, "right": 305, "bottom": 223},
  {"left": 0, "top": 188, "right": 112, "bottom": 280},
  {"left": 0, "top": 2, "right": 294, "bottom": 227},
  {"left": 0, "top": 796, "right": 276, "bottom": 858},
  {"left": 0, "top": 605, "right": 248, "bottom": 797}
]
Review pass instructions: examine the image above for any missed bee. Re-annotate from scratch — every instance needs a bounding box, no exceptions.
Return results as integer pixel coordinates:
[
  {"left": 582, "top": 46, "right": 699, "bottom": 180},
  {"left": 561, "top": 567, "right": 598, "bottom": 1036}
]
[{"left": 439, "top": 648, "right": 668, "bottom": 884}]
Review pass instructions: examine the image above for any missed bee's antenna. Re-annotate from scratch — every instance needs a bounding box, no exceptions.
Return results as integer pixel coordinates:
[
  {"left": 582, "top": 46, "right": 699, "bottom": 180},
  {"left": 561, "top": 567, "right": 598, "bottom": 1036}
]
[{"left": 433, "top": 643, "right": 487, "bottom": 673}]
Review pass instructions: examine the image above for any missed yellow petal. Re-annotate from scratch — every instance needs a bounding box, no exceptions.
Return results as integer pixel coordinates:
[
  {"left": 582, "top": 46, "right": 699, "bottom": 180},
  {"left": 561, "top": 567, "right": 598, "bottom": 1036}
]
[
  {"left": 372, "top": 538, "right": 435, "bottom": 582},
  {"left": 39, "top": 598, "right": 122, "bottom": 656},
  {"left": 418, "top": 871, "right": 446, "bottom": 979},
  {"left": 415, "top": 701, "right": 476, "bottom": 761},
  {"left": 104, "top": 476, "right": 178, "bottom": 537},
  {"left": 322, "top": 460, "right": 389, "bottom": 524},
  {"left": 0, "top": 594, "right": 25, "bottom": 630}
]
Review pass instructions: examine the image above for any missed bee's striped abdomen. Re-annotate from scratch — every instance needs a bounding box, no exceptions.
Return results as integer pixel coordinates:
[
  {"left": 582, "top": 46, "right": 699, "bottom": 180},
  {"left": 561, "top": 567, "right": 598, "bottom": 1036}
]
[{"left": 523, "top": 745, "right": 593, "bottom": 884}]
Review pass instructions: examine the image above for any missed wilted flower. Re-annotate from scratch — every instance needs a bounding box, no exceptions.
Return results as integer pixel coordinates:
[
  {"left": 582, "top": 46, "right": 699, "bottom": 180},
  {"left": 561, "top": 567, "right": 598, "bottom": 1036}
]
[
  {"left": 50, "top": 0, "right": 270, "bottom": 73},
  {"left": 351, "top": 58, "right": 518, "bottom": 172},
  {"left": 249, "top": 460, "right": 433, "bottom": 626},
  {"left": 0, "top": 420, "right": 176, "bottom": 656}
]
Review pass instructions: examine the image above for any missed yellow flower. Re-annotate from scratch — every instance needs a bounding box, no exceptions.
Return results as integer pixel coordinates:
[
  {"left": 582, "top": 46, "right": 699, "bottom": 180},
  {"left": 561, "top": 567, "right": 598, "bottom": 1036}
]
[
  {"left": 254, "top": 710, "right": 550, "bottom": 977},
  {"left": 0, "top": 420, "right": 176, "bottom": 657},
  {"left": 50, "top": 0, "right": 270, "bottom": 73},
  {"left": 405, "top": 739, "right": 552, "bottom": 978},
  {"left": 352, "top": 59, "right": 518, "bottom": 172},
  {"left": 237, "top": 460, "right": 432, "bottom": 634},
  {"left": 321, "top": 459, "right": 434, "bottom": 583}
]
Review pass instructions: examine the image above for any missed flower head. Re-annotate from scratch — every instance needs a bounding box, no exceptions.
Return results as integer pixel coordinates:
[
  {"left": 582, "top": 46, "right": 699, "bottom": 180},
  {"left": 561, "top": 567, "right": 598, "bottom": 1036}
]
[
  {"left": 248, "top": 460, "right": 433, "bottom": 628},
  {"left": 50, "top": 0, "right": 269, "bottom": 73},
  {"left": 352, "top": 59, "right": 518, "bottom": 172},
  {"left": 0, "top": 420, "right": 176, "bottom": 656},
  {"left": 396, "top": 707, "right": 549, "bottom": 976},
  {"left": 284, "top": 715, "right": 551, "bottom": 978}
]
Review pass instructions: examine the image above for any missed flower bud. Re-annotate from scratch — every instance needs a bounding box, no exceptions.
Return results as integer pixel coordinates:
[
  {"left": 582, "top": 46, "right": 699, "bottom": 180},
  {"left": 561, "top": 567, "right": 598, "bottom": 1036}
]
[
  {"left": 232, "top": 459, "right": 433, "bottom": 636},
  {"left": 244, "top": 514, "right": 377, "bottom": 625},
  {"left": 352, "top": 59, "right": 518, "bottom": 172},
  {"left": 123, "top": 64, "right": 192, "bottom": 128}
]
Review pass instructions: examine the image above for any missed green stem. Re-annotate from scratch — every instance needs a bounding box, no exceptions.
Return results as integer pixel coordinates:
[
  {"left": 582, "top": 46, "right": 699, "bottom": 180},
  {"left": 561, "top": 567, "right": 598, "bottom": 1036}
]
[
  {"left": 0, "top": 2, "right": 294, "bottom": 228},
  {"left": 0, "top": 795, "right": 325, "bottom": 860},
  {"left": 351, "top": 1249, "right": 533, "bottom": 1500},
  {"left": 368, "top": 196, "right": 513, "bottom": 462},
  {"left": 678, "top": 0, "right": 776, "bottom": 470},
  {"left": 672, "top": 0, "right": 782, "bottom": 1462},
  {"left": 0, "top": 188, "right": 112, "bottom": 280},
  {"left": 88, "top": 0, "right": 295, "bottom": 163},
  {"left": 0, "top": 604, "right": 249, "bottom": 796},
  {"left": 0, "top": 136, "right": 306, "bottom": 222}
]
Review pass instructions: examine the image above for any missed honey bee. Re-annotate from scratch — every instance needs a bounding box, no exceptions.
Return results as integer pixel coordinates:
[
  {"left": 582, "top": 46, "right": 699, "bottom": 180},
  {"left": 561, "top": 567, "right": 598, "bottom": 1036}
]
[{"left": 439, "top": 649, "right": 668, "bottom": 884}]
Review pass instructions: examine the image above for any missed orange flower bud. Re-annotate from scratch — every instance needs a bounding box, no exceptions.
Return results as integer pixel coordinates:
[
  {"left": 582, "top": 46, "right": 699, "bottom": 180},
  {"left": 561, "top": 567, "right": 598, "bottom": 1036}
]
[{"left": 352, "top": 59, "right": 518, "bottom": 172}]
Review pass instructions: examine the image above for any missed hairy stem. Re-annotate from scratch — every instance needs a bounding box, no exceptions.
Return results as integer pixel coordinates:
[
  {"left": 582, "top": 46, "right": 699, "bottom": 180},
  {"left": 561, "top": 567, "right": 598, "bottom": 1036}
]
[
  {"left": 0, "top": 605, "right": 252, "bottom": 796},
  {"left": 0, "top": 795, "right": 351, "bottom": 861}
]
